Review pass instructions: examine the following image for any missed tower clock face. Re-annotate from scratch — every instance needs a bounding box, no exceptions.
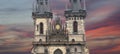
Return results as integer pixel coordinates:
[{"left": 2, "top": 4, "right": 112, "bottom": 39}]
[{"left": 56, "top": 24, "right": 61, "bottom": 30}]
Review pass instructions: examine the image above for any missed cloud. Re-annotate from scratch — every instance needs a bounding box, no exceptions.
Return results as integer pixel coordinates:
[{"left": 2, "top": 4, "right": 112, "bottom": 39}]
[
  {"left": 0, "top": 24, "right": 33, "bottom": 53},
  {"left": 86, "top": 5, "right": 117, "bottom": 23},
  {"left": 85, "top": 0, "right": 120, "bottom": 25},
  {"left": 86, "top": 25, "right": 120, "bottom": 38},
  {"left": 0, "top": 22, "right": 120, "bottom": 54},
  {"left": 87, "top": 35, "right": 120, "bottom": 54}
]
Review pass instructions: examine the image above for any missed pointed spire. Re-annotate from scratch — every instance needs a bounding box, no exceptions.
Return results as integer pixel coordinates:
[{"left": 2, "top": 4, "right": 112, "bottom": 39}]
[
  {"left": 65, "top": 2, "right": 72, "bottom": 11},
  {"left": 65, "top": 3, "right": 68, "bottom": 10},
  {"left": 83, "top": 0, "right": 86, "bottom": 10},
  {"left": 32, "top": 1, "right": 34, "bottom": 12},
  {"left": 35, "top": 2, "right": 38, "bottom": 12},
  {"left": 69, "top": 0, "right": 82, "bottom": 11},
  {"left": 33, "top": 0, "right": 35, "bottom": 12}
]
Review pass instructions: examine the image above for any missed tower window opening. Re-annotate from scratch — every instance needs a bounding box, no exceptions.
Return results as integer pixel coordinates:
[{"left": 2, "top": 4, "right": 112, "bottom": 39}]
[
  {"left": 77, "top": 18, "right": 79, "bottom": 20},
  {"left": 45, "top": 49, "right": 48, "bottom": 54},
  {"left": 72, "top": 39, "right": 75, "bottom": 42},
  {"left": 75, "top": 17, "right": 76, "bottom": 20},
  {"left": 40, "top": 22, "right": 44, "bottom": 34},
  {"left": 73, "top": 21, "right": 78, "bottom": 33},
  {"left": 39, "top": 39, "right": 42, "bottom": 42},
  {"left": 69, "top": 18, "right": 71, "bottom": 20},
  {"left": 72, "top": 18, "right": 73, "bottom": 20},
  {"left": 37, "top": 25, "right": 39, "bottom": 31},
  {"left": 75, "top": 48, "right": 77, "bottom": 52}
]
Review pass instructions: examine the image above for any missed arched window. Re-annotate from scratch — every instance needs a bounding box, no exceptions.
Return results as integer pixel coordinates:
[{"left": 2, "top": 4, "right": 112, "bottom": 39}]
[
  {"left": 72, "top": 39, "right": 75, "bottom": 42},
  {"left": 39, "top": 39, "right": 42, "bottom": 42},
  {"left": 73, "top": 21, "right": 78, "bottom": 33},
  {"left": 40, "top": 22, "right": 44, "bottom": 34},
  {"left": 54, "top": 49, "right": 63, "bottom": 54}
]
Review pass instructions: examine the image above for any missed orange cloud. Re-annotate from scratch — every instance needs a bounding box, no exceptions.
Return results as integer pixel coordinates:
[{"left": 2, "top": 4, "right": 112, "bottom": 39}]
[{"left": 86, "top": 25, "right": 120, "bottom": 38}]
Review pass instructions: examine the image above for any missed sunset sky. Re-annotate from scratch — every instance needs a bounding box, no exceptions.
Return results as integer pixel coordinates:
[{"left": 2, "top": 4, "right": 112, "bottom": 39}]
[{"left": 0, "top": 0, "right": 120, "bottom": 54}]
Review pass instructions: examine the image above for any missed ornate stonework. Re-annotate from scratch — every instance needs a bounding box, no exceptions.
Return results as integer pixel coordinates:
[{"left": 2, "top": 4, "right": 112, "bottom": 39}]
[{"left": 31, "top": 0, "right": 89, "bottom": 54}]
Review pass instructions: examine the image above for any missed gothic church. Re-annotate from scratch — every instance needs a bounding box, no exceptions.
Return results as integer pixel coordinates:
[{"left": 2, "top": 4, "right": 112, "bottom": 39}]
[{"left": 31, "top": 0, "right": 89, "bottom": 54}]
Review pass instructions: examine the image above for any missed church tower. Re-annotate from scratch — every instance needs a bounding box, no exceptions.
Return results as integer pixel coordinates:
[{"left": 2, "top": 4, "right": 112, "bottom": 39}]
[
  {"left": 31, "top": 0, "right": 52, "bottom": 54},
  {"left": 64, "top": 0, "right": 89, "bottom": 54}
]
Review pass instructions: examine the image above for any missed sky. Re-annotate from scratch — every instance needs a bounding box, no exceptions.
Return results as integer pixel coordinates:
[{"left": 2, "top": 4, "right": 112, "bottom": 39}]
[
  {"left": 0, "top": 0, "right": 120, "bottom": 54},
  {"left": 0, "top": 0, "right": 33, "bottom": 24}
]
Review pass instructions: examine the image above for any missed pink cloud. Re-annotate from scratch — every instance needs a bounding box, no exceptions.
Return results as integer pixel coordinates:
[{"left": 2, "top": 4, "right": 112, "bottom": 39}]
[{"left": 86, "top": 4, "right": 118, "bottom": 24}]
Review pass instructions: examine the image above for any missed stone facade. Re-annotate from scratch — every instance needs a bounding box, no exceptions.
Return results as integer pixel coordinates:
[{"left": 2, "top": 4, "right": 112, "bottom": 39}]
[{"left": 31, "top": 0, "right": 89, "bottom": 54}]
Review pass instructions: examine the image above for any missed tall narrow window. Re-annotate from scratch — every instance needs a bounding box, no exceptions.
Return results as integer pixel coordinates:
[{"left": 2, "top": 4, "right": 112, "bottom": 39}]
[
  {"left": 37, "top": 25, "right": 39, "bottom": 31},
  {"left": 73, "top": 21, "right": 78, "bottom": 33},
  {"left": 40, "top": 22, "right": 44, "bottom": 34},
  {"left": 45, "top": 49, "right": 48, "bottom": 54},
  {"left": 75, "top": 48, "right": 77, "bottom": 52}
]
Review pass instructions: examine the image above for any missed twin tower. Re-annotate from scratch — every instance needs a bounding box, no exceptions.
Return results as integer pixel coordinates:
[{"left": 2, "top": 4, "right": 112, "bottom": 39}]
[{"left": 31, "top": 0, "right": 89, "bottom": 54}]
